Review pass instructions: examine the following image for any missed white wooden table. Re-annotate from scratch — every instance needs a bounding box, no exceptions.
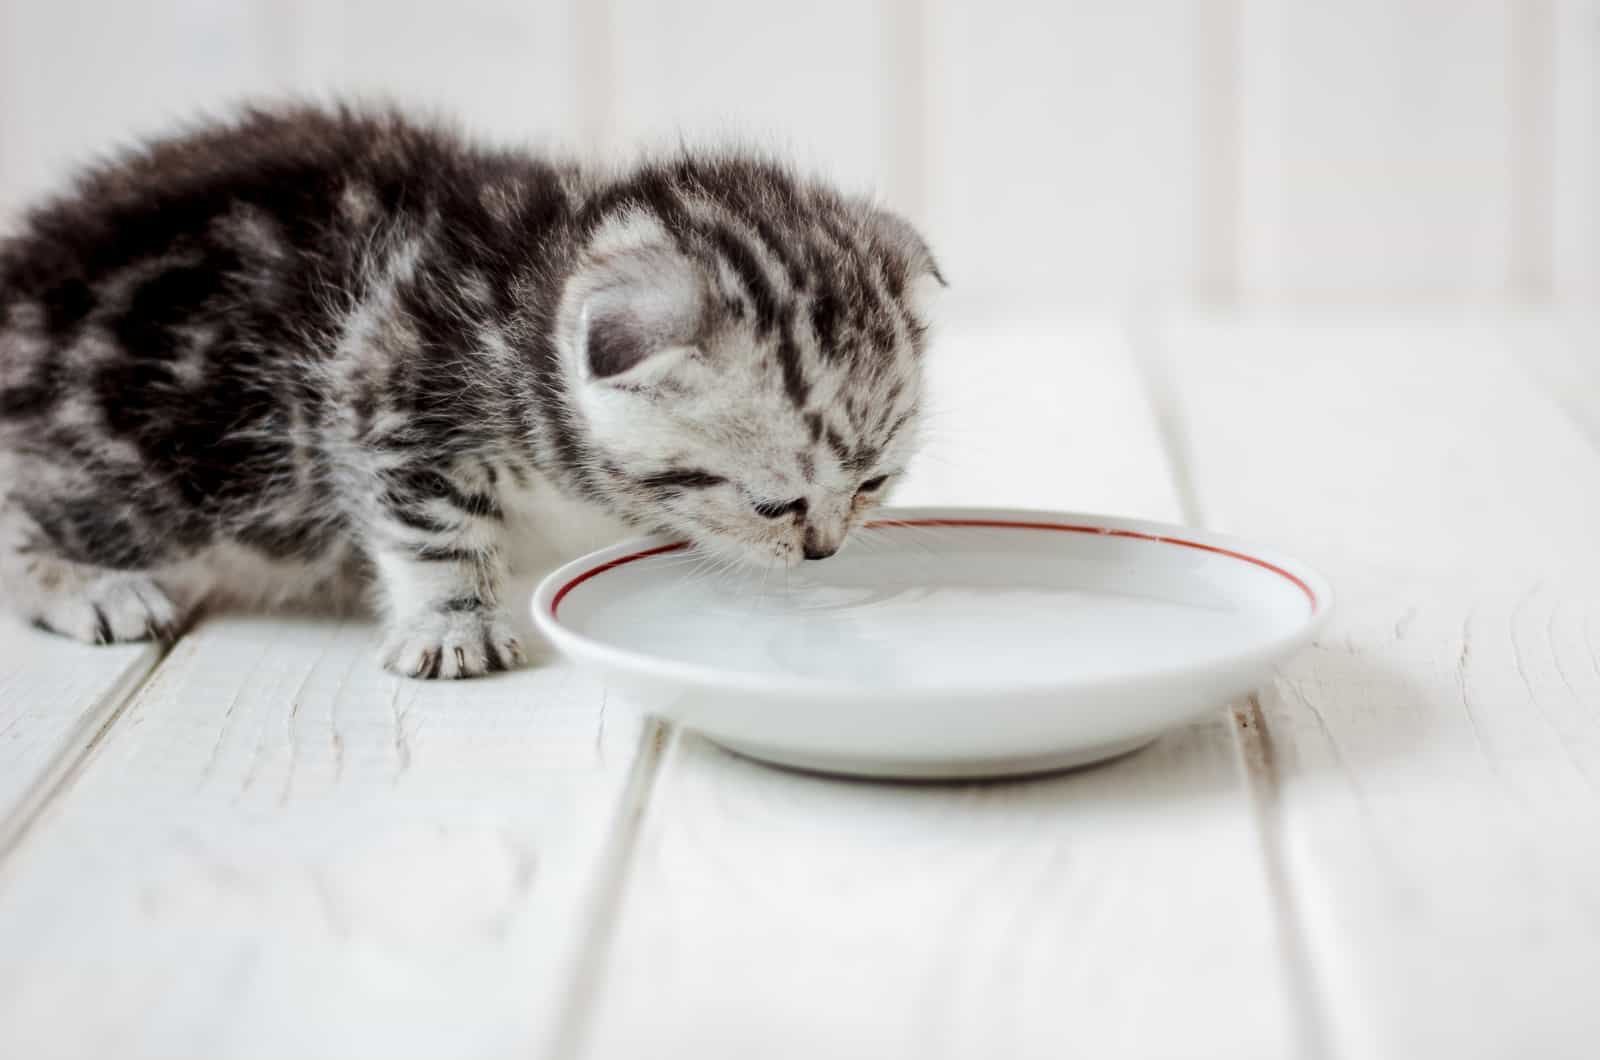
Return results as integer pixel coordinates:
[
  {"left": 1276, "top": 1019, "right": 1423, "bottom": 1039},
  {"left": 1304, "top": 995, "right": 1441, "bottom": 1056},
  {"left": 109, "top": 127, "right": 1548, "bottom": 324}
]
[{"left": 1, "top": 311, "right": 1596, "bottom": 1059}]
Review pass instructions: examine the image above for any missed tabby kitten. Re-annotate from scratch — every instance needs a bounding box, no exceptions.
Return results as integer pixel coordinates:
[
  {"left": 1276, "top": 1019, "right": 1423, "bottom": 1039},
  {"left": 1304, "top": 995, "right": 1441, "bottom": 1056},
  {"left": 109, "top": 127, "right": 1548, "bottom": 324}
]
[{"left": 0, "top": 105, "right": 940, "bottom": 678}]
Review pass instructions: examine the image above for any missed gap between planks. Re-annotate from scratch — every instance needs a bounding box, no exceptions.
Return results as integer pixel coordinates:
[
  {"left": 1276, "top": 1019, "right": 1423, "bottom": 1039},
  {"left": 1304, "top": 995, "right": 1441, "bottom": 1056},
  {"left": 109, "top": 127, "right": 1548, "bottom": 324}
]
[
  {"left": 0, "top": 636, "right": 173, "bottom": 865},
  {"left": 1123, "top": 307, "right": 1331, "bottom": 1060},
  {"left": 546, "top": 716, "right": 672, "bottom": 1060}
]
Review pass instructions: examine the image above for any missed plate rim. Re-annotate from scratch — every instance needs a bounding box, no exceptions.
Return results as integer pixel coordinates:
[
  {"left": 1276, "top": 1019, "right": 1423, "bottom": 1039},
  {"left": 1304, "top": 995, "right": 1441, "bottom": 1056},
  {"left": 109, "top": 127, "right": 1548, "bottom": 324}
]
[{"left": 530, "top": 506, "right": 1334, "bottom": 702}]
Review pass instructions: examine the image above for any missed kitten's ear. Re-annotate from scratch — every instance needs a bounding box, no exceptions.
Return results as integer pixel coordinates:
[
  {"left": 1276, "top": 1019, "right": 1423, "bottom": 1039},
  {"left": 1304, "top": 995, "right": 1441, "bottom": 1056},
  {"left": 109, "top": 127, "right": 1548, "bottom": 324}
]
[
  {"left": 864, "top": 206, "right": 946, "bottom": 288},
  {"left": 579, "top": 252, "right": 706, "bottom": 384},
  {"left": 565, "top": 212, "right": 708, "bottom": 387}
]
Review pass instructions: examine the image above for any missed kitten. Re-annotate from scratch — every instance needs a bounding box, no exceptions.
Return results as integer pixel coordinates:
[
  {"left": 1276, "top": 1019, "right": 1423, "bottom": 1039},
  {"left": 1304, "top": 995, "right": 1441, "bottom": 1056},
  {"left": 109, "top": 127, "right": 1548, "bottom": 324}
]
[{"left": 0, "top": 105, "right": 940, "bottom": 678}]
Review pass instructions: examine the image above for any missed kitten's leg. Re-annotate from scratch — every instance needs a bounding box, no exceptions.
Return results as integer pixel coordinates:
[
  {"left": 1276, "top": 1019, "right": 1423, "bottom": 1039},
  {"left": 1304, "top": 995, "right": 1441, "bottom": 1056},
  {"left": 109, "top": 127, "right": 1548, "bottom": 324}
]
[
  {"left": 356, "top": 458, "right": 527, "bottom": 678},
  {"left": 0, "top": 509, "right": 182, "bottom": 643},
  {"left": 375, "top": 548, "right": 526, "bottom": 678},
  {"left": 372, "top": 543, "right": 526, "bottom": 680}
]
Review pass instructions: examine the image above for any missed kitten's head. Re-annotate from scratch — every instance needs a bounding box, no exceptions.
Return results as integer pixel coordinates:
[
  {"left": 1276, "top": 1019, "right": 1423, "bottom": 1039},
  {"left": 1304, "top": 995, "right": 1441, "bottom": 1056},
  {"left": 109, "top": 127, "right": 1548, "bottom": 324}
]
[{"left": 557, "top": 161, "right": 941, "bottom": 568}]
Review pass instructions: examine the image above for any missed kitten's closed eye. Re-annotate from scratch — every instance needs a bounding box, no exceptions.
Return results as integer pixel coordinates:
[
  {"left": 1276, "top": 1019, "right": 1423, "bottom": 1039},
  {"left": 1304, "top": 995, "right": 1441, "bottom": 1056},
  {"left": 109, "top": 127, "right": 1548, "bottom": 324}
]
[
  {"left": 638, "top": 469, "right": 726, "bottom": 490},
  {"left": 753, "top": 498, "right": 807, "bottom": 519},
  {"left": 859, "top": 475, "right": 889, "bottom": 493}
]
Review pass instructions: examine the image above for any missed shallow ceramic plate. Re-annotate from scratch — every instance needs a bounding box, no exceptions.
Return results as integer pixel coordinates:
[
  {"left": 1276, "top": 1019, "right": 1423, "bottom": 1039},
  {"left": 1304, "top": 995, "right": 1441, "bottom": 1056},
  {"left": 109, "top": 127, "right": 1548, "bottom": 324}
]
[{"left": 532, "top": 507, "right": 1332, "bottom": 779}]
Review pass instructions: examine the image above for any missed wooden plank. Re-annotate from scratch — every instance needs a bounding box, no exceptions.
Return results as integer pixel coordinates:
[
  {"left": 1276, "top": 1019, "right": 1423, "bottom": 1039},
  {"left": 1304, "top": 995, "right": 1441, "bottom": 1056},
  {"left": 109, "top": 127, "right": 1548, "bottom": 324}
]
[
  {"left": 1496, "top": 312, "right": 1600, "bottom": 450},
  {"left": 1553, "top": 0, "right": 1600, "bottom": 303},
  {"left": 607, "top": 0, "right": 896, "bottom": 196},
  {"left": 924, "top": 1, "right": 1205, "bottom": 306},
  {"left": 570, "top": 320, "right": 1303, "bottom": 1059},
  {"left": 0, "top": 623, "right": 161, "bottom": 856},
  {"left": 1237, "top": 1, "right": 1513, "bottom": 300},
  {"left": 1163, "top": 312, "right": 1600, "bottom": 1058},
  {"left": 280, "top": 0, "right": 584, "bottom": 149},
  {"left": 891, "top": 316, "right": 1186, "bottom": 517},
  {"left": 0, "top": 616, "right": 650, "bottom": 1059}
]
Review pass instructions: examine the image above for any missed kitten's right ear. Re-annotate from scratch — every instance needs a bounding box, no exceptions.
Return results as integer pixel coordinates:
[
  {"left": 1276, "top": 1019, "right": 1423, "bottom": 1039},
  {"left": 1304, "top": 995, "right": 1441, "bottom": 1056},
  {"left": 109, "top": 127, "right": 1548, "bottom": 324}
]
[
  {"left": 862, "top": 204, "right": 946, "bottom": 288},
  {"left": 564, "top": 212, "right": 708, "bottom": 388}
]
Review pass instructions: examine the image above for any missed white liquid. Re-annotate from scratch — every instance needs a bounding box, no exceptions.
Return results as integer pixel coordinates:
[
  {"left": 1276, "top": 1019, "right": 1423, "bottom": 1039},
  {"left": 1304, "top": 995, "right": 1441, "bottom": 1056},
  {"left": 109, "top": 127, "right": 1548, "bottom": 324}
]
[{"left": 566, "top": 548, "right": 1284, "bottom": 687}]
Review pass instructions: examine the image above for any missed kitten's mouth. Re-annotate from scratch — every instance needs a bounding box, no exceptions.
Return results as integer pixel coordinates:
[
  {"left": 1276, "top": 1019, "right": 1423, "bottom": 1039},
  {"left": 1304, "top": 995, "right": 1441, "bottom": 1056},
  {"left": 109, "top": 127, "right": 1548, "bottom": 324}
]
[
  {"left": 669, "top": 515, "right": 862, "bottom": 571},
  {"left": 680, "top": 530, "right": 806, "bottom": 571}
]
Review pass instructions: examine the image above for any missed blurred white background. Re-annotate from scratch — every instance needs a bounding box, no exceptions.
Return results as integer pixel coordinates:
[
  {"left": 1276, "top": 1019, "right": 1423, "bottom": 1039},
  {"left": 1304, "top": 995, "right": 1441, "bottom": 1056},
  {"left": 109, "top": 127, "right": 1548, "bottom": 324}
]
[{"left": 0, "top": 0, "right": 1595, "bottom": 312}]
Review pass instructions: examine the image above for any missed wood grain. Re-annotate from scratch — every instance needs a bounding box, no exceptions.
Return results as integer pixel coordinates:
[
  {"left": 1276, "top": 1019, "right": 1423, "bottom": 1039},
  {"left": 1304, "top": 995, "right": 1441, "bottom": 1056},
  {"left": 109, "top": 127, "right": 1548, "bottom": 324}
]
[
  {"left": 1163, "top": 313, "right": 1600, "bottom": 1058},
  {"left": 0, "top": 616, "right": 650, "bottom": 1060},
  {"left": 570, "top": 321, "right": 1301, "bottom": 1058}
]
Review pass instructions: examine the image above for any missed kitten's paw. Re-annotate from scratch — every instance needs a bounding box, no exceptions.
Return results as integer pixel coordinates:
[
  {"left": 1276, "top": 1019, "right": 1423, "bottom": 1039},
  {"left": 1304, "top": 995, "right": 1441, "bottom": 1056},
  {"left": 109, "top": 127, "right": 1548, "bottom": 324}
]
[
  {"left": 34, "top": 574, "right": 180, "bottom": 645},
  {"left": 381, "top": 607, "right": 526, "bottom": 680}
]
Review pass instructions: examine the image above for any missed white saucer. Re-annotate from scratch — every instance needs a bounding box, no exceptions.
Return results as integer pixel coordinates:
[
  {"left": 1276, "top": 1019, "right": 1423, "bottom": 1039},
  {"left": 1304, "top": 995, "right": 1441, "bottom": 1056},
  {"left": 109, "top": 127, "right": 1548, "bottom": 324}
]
[{"left": 532, "top": 507, "right": 1332, "bottom": 779}]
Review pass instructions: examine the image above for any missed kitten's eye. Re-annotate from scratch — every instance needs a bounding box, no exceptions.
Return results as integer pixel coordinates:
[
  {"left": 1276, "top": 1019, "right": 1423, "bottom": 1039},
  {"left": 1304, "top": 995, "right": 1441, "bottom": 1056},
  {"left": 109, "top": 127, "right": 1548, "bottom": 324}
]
[
  {"left": 859, "top": 475, "right": 889, "bottom": 493},
  {"left": 753, "top": 498, "right": 807, "bottom": 519}
]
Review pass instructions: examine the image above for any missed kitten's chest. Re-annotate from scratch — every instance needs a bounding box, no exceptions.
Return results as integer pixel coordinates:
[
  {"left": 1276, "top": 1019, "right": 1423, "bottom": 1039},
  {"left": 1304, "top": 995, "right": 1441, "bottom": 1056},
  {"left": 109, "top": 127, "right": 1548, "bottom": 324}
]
[{"left": 497, "top": 469, "right": 634, "bottom": 575}]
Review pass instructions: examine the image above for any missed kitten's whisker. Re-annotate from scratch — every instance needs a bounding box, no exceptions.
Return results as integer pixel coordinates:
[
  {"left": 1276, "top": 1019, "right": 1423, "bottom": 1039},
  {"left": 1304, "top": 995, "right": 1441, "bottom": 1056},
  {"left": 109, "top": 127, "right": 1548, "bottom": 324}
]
[
  {"left": 858, "top": 524, "right": 945, "bottom": 568},
  {"left": 656, "top": 548, "right": 724, "bottom": 596},
  {"left": 751, "top": 556, "right": 776, "bottom": 611}
]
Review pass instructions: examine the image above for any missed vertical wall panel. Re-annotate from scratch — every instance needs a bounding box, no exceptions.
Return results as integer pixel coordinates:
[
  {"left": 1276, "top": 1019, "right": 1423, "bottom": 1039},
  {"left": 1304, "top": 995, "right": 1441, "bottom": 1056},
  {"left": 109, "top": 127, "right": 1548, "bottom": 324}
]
[
  {"left": 1, "top": 0, "right": 1589, "bottom": 306},
  {"left": 0, "top": 0, "right": 277, "bottom": 215},
  {"left": 924, "top": 1, "right": 1205, "bottom": 307},
  {"left": 1553, "top": 0, "right": 1600, "bottom": 304},
  {"left": 1508, "top": 0, "right": 1554, "bottom": 299},
  {"left": 607, "top": 0, "right": 895, "bottom": 197},
  {"left": 1237, "top": 0, "right": 1513, "bottom": 301},
  {"left": 879, "top": 0, "right": 930, "bottom": 220},
  {"left": 1193, "top": 1, "right": 1241, "bottom": 305},
  {"left": 286, "top": 0, "right": 584, "bottom": 149}
]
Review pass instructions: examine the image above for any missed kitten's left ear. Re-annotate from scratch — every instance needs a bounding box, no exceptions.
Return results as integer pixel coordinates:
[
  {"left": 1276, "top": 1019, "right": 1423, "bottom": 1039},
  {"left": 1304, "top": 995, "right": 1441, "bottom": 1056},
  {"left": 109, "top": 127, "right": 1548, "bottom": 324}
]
[
  {"left": 562, "top": 212, "right": 709, "bottom": 389},
  {"left": 864, "top": 206, "right": 947, "bottom": 288}
]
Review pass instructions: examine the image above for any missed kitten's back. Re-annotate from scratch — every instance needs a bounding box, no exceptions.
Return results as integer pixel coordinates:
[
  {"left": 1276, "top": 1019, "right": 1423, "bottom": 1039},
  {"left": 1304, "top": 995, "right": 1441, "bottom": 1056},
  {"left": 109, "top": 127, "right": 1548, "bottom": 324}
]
[{"left": 0, "top": 106, "right": 552, "bottom": 578}]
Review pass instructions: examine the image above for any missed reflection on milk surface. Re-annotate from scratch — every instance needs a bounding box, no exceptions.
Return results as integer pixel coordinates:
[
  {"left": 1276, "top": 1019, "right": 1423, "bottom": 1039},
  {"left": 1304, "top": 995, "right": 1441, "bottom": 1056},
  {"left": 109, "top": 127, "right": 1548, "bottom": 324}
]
[{"left": 573, "top": 549, "right": 1272, "bottom": 687}]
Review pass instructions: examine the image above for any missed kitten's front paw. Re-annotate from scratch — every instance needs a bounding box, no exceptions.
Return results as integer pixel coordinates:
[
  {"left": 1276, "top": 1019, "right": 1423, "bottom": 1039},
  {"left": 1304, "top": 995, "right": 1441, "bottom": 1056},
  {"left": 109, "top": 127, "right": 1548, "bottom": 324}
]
[
  {"left": 381, "top": 607, "right": 526, "bottom": 680},
  {"left": 34, "top": 574, "right": 181, "bottom": 644}
]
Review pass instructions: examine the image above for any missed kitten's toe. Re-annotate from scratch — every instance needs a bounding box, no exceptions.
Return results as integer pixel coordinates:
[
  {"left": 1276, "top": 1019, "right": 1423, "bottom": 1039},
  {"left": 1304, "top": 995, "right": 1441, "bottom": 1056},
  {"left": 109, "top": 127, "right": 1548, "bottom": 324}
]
[
  {"left": 382, "top": 608, "right": 524, "bottom": 680},
  {"left": 35, "top": 575, "right": 180, "bottom": 645}
]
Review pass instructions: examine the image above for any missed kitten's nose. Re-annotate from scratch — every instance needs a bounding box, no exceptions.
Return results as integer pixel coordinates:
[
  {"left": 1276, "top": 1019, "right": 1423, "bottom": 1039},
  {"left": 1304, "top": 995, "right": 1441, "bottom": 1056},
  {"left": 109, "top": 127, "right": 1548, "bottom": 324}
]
[{"left": 802, "top": 528, "right": 839, "bottom": 561}]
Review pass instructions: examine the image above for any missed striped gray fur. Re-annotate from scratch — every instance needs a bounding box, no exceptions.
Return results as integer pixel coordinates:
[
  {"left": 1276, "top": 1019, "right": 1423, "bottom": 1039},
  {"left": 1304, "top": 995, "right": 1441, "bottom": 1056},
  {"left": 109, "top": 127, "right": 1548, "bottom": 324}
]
[{"left": 0, "top": 104, "right": 941, "bottom": 678}]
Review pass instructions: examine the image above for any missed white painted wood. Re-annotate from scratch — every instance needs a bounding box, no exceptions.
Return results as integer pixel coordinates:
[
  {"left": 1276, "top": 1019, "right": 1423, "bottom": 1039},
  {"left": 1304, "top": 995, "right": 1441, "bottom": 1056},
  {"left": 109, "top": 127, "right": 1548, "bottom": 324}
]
[
  {"left": 0, "top": 616, "right": 650, "bottom": 1060},
  {"left": 892, "top": 315, "right": 1186, "bottom": 518},
  {"left": 878, "top": 0, "right": 930, "bottom": 221},
  {"left": 607, "top": 0, "right": 896, "bottom": 196},
  {"left": 580, "top": 721, "right": 1295, "bottom": 1060},
  {"left": 1492, "top": 311, "right": 1600, "bottom": 449},
  {"left": 1553, "top": 0, "right": 1600, "bottom": 303},
  {"left": 0, "top": 0, "right": 278, "bottom": 216},
  {"left": 1508, "top": 0, "right": 1554, "bottom": 300},
  {"left": 2, "top": 0, "right": 1593, "bottom": 305},
  {"left": 1237, "top": 1, "right": 1514, "bottom": 300},
  {"left": 283, "top": 0, "right": 584, "bottom": 149},
  {"left": 1193, "top": 0, "right": 1241, "bottom": 305},
  {"left": 1163, "top": 312, "right": 1600, "bottom": 1058},
  {"left": 924, "top": 1, "right": 1204, "bottom": 306},
  {"left": 0, "top": 621, "right": 161, "bottom": 856},
  {"left": 571, "top": 320, "right": 1302, "bottom": 1059}
]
